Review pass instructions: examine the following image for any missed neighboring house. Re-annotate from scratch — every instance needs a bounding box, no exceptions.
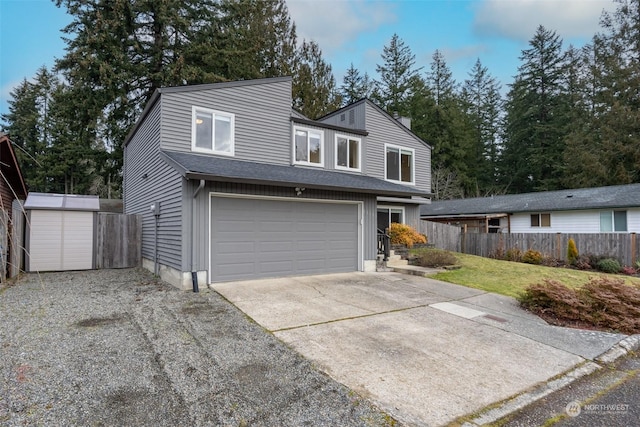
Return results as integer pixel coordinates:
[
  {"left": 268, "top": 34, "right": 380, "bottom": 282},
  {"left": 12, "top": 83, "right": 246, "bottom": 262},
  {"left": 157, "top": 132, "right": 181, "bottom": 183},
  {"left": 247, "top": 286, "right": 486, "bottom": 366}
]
[
  {"left": 124, "top": 77, "right": 432, "bottom": 288},
  {"left": 0, "top": 133, "right": 28, "bottom": 215},
  {"left": 420, "top": 184, "right": 640, "bottom": 234},
  {"left": 0, "top": 133, "right": 28, "bottom": 278}
]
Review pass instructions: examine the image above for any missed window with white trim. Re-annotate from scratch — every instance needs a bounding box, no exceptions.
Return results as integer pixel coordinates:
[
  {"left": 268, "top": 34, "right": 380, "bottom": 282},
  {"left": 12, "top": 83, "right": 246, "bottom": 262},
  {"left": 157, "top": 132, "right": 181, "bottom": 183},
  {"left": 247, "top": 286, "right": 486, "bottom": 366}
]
[
  {"left": 385, "top": 144, "right": 414, "bottom": 184},
  {"left": 600, "top": 210, "right": 627, "bottom": 232},
  {"left": 192, "top": 106, "right": 234, "bottom": 155},
  {"left": 335, "top": 134, "right": 361, "bottom": 171},
  {"left": 293, "top": 126, "right": 323, "bottom": 166}
]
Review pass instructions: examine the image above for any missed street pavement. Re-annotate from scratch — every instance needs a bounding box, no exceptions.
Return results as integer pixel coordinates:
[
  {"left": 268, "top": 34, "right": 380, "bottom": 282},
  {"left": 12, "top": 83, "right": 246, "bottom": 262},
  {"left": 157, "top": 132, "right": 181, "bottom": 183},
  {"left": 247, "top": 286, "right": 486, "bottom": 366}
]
[{"left": 497, "top": 351, "right": 640, "bottom": 427}]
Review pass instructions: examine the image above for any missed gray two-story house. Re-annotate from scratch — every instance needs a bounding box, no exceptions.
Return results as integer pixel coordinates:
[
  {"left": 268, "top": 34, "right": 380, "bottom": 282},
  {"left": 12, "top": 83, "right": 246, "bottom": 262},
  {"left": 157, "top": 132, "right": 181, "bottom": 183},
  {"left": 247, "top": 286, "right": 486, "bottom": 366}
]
[{"left": 124, "top": 77, "right": 431, "bottom": 289}]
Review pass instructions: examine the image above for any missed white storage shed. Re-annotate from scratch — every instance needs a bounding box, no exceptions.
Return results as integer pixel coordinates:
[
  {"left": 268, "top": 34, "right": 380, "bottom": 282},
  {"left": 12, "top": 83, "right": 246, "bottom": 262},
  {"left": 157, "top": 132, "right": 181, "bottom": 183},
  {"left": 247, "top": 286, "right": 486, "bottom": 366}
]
[{"left": 24, "top": 193, "right": 100, "bottom": 272}]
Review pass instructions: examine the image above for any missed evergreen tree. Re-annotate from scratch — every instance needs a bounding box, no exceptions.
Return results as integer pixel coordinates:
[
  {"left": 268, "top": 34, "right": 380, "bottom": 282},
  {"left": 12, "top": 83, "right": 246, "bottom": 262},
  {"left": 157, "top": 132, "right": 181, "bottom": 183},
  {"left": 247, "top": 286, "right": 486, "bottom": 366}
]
[
  {"left": 423, "top": 50, "right": 475, "bottom": 196},
  {"left": 340, "top": 63, "right": 373, "bottom": 105},
  {"left": 214, "top": 0, "right": 297, "bottom": 80},
  {"left": 500, "top": 26, "right": 568, "bottom": 193},
  {"left": 427, "top": 50, "right": 456, "bottom": 106},
  {"left": 1, "top": 78, "right": 41, "bottom": 188},
  {"left": 374, "top": 33, "right": 421, "bottom": 115},
  {"left": 292, "top": 40, "right": 341, "bottom": 119},
  {"left": 590, "top": 0, "right": 640, "bottom": 184},
  {"left": 561, "top": 43, "right": 610, "bottom": 188},
  {"left": 461, "top": 58, "right": 503, "bottom": 195}
]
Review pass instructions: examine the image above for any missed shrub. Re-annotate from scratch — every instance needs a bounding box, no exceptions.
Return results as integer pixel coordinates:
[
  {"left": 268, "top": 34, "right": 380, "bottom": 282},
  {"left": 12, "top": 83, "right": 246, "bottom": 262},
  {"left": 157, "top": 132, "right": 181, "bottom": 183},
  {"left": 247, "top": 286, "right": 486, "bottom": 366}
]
[
  {"left": 621, "top": 266, "right": 637, "bottom": 276},
  {"left": 567, "top": 238, "right": 579, "bottom": 265},
  {"left": 579, "top": 278, "right": 640, "bottom": 333},
  {"left": 388, "top": 223, "right": 427, "bottom": 248},
  {"left": 505, "top": 248, "right": 522, "bottom": 262},
  {"left": 489, "top": 246, "right": 505, "bottom": 260},
  {"left": 585, "top": 254, "right": 609, "bottom": 269},
  {"left": 519, "top": 277, "right": 640, "bottom": 334},
  {"left": 411, "top": 248, "right": 457, "bottom": 268},
  {"left": 521, "top": 249, "right": 543, "bottom": 265},
  {"left": 519, "top": 279, "right": 586, "bottom": 321},
  {"left": 573, "top": 255, "right": 593, "bottom": 270},
  {"left": 596, "top": 258, "right": 622, "bottom": 274},
  {"left": 541, "top": 256, "right": 564, "bottom": 267}
]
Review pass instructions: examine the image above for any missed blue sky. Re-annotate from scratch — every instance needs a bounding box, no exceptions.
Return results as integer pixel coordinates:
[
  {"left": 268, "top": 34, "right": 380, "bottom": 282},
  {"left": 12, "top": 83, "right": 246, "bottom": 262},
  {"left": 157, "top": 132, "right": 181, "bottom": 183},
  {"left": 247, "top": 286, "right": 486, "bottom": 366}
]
[{"left": 0, "top": 0, "right": 616, "bottom": 118}]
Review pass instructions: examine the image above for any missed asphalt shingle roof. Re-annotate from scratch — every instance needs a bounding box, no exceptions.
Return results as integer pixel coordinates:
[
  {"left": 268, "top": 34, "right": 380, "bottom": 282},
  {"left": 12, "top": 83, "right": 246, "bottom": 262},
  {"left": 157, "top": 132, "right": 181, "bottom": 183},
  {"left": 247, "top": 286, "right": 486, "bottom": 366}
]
[
  {"left": 162, "top": 150, "right": 427, "bottom": 197},
  {"left": 420, "top": 184, "right": 640, "bottom": 217}
]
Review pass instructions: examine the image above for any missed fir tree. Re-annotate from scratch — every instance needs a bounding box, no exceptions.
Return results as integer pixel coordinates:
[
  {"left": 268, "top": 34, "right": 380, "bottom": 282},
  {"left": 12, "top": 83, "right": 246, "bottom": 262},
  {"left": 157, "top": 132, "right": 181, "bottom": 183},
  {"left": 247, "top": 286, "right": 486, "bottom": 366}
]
[
  {"left": 340, "top": 63, "right": 373, "bottom": 105},
  {"left": 500, "top": 26, "right": 568, "bottom": 193},
  {"left": 374, "top": 33, "right": 421, "bottom": 115},
  {"left": 292, "top": 40, "right": 341, "bottom": 119}
]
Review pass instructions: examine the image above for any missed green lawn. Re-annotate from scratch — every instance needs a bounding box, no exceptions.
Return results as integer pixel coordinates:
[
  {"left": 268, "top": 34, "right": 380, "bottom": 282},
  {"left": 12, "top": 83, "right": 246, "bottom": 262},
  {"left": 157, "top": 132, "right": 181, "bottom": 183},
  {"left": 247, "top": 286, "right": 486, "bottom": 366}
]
[{"left": 428, "top": 252, "right": 640, "bottom": 298}]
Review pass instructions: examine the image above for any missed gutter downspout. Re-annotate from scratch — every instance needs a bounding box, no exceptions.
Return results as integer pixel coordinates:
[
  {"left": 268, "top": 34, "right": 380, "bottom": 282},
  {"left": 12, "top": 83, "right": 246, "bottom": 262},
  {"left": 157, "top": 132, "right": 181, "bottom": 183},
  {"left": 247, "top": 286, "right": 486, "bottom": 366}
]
[{"left": 190, "top": 179, "right": 205, "bottom": 292}]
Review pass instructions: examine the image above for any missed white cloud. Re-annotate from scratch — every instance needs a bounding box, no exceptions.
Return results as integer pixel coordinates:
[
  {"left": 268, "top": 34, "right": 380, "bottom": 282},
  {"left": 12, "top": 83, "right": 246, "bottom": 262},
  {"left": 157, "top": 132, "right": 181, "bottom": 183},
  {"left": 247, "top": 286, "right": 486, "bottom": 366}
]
[
  {"left": 1, "top": 79, "right": 26, "bottom": 114},
  {"left": 473, "top": 0, "right": 617, "bottom": 42},
  {"left": 286, "top": 0, "right": 397, "bottom": 54}
]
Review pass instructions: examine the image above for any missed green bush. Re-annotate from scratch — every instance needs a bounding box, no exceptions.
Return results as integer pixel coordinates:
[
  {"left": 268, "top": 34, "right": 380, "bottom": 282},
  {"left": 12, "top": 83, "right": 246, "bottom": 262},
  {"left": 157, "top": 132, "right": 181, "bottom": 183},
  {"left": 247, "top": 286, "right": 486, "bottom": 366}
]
[
  {"left": 597, "top": 258, "right": 622, "bottom": 274},
  {"left": 521, "top": 249, "right": 543, "bottom": 265},
  {"left": 567, "top": 238, "right": 579, "bottom": 265}
]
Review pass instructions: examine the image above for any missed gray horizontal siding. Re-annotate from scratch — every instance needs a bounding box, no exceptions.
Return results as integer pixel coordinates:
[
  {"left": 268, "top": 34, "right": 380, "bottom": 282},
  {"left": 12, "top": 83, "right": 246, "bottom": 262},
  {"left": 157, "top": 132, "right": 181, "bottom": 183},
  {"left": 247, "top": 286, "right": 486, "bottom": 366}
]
[
  {"left": 186, "top": 182, "right": 379, "bottom": 272},
  {"left": 160, "top": 80, "right": 292, "bottom": 165},
  {"left": 364, "top": 104, "right": 431, "bottom": 193},
  {"left": 124, "top": 100, "right": 183, "bottom": 271},
  {"left": 320, "top": 103, "right": 366, "bottom": 129}
]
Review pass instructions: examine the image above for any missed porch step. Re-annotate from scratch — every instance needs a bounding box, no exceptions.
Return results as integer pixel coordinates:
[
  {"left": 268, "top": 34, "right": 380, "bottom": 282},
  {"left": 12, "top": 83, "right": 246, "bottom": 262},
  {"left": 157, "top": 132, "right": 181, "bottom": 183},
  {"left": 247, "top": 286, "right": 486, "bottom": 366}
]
[
  {"left": 389, "top": 264, "right": 440, "bottom": 277},
  {"left": 387, "top": 257, "right": 408, "bottom": 267}
]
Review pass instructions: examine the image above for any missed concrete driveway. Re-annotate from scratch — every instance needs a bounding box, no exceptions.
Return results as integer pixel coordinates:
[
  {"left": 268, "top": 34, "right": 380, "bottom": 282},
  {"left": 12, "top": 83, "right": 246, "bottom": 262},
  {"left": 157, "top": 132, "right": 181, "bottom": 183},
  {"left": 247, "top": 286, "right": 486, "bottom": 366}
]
[{"left": 212, "top": 272, "right": 626, "bottom": 426}]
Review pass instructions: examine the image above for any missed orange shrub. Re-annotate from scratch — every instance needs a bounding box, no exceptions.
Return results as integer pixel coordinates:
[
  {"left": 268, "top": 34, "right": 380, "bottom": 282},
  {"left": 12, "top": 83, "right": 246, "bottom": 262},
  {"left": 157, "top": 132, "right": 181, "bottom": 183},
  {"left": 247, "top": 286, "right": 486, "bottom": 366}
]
[{"left": 388, "top": 223, "right": 427, "bottom": 248}]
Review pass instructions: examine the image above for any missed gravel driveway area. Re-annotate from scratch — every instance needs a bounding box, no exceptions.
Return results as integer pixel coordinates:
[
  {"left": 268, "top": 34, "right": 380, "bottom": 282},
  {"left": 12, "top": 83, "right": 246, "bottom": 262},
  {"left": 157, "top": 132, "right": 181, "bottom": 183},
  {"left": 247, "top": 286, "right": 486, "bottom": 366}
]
[{"left": 0, "top": 269, "right": 394, "bottom": 426}]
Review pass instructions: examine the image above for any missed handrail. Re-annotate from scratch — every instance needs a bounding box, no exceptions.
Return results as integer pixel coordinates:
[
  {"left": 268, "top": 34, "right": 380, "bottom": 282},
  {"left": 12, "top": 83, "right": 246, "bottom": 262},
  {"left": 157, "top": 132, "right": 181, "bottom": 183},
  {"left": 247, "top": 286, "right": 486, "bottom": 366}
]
[{"left": 377, "top": 228, "right": 390, "bottom": 261}]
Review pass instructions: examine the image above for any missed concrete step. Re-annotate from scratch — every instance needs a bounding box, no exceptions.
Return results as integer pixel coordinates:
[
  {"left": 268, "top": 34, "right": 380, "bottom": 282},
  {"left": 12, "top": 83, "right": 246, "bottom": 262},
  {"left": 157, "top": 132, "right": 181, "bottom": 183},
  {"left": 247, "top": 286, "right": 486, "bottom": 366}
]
[
  {"left": 388, "top": 254, "right": 403, "bottom": 262},
  {"left": 389, "top": 264, "right": 440, "bottom": 277},
  {"left": 387, "top": 258, "right": 408, "bottom": 266}
]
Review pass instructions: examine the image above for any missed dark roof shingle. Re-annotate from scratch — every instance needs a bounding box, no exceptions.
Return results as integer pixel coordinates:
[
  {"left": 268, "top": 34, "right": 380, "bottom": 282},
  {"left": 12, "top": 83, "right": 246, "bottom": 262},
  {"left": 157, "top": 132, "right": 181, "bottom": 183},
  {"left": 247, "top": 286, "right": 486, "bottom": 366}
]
[
  {"left": 162, "top": 150, "right": 428, "bottom": 197},
  {"left": 421, "top": 184, "right": 640, "bottom": 217}
]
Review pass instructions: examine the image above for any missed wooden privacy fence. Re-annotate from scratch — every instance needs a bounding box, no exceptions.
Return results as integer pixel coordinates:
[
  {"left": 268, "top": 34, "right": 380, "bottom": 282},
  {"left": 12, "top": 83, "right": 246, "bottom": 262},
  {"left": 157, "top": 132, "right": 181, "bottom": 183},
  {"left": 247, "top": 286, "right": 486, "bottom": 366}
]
[
  {"left": 460, "top": 232, "right": 640, "bottom": 266},
  {"left": 417, "top": 220, "right": 461, "bottom": 252},
  {"left": 95, "top": 213, "right": 142, "bottom": 269},
  {"left": 417, "top": 220, "right": 640, "bottom": 266}
]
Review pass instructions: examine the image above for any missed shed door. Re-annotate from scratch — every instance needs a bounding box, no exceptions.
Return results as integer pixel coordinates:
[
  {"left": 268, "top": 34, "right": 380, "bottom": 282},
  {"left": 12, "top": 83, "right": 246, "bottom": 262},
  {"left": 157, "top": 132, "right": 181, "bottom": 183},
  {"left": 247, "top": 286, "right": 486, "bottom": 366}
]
[
  {"left": 28, "top": 210, "right": 94, "bottom": 272},
  {"left": 210, "top": 196, "right": 360, "bottom": 283}
]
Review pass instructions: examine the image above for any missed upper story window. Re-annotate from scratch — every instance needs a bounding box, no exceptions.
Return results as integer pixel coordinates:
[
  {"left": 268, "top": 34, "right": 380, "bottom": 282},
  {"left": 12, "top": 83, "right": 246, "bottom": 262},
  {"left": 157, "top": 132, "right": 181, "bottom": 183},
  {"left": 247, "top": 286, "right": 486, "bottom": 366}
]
[
  {"left": 531, "top": 213, "right": 551, "bottom": 227},
  {"left": 385, "top": 144, "right": 414, "bottom": 184},
  {"left": 293, "top": 126, "right": 323, "bottom": 166},
  {"left": 192, "top": 106, "right": 234, "bottom": 156},
  {"left": 335, "top": 135, "right": 361, "bottom": 171},
  {"left": 600, "top": 210, "right": 627, "bottom": 232}
]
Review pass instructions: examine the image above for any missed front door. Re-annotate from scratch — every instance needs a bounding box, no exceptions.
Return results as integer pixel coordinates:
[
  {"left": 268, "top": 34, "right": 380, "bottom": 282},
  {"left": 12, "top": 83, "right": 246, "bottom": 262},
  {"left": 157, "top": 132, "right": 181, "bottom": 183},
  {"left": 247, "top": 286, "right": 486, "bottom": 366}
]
[{"left": 377, "top": 206, "right": 404, "bottom": 233}]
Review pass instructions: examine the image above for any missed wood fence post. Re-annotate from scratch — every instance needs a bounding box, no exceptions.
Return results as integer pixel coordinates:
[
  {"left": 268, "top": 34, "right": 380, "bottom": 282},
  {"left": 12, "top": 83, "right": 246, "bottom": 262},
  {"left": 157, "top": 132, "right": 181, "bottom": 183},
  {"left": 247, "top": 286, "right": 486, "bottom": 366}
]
[
  {"left": 461, "top": 225, "right": 467, "bottom": 253},
  {"left": 631, "top": 233, "right": 637, "bottom": 265},
  {"left": 556, "top": 233, "right": 562, "bottom": 260}
]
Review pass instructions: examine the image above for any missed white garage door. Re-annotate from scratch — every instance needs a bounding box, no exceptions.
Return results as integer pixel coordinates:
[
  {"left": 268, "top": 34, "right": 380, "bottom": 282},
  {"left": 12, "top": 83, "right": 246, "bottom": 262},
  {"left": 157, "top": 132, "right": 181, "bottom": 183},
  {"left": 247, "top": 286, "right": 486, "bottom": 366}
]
[
  {"left": 28, "top": 210, "right": 94, "bottom": 272},
  {"left": 210, "top": 196, "right": 361, "bottom": 282}
]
